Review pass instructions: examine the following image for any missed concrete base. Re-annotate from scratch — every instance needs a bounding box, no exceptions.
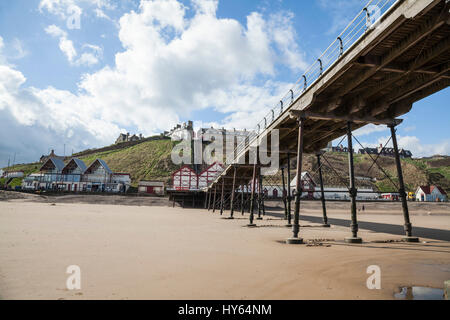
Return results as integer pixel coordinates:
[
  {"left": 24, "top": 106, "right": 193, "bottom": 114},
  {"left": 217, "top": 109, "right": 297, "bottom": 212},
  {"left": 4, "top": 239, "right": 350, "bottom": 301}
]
[
  {"left": 322, "top": 224, "right": 331, "bottom": 228},
  {"left": 222, "top": 217, "right": 234, "bottom": 220},
  {"left": 444, "top": 280, "right": 450, "bottom": 300},
  {"left": 247, "top": 224, "right": 257, "bottom": 228},
  {"left": 345, "top": 237, "right": 363, "bottom": 244},
  {"left": 286, "top": 237, "right": 304, "bottom": 245},
  {"left": 256, "top": 217, "right": 263, "bottom": 220},
  {"left": 285, "top": 224, "right": 292, "bottom": 228},
  {"left": 402, "top": 236, "right": 420, "bottom": 243}
]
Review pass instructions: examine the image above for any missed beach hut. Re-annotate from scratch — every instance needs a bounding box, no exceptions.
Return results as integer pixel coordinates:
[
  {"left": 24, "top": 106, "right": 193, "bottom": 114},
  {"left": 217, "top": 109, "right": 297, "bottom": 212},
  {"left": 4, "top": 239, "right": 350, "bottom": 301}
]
[
  {"left": 172, "top": 166, "right": 198, "bottom": 191},
  {"left": 198, "top": 162, "right": 224, "bottom": 189}
]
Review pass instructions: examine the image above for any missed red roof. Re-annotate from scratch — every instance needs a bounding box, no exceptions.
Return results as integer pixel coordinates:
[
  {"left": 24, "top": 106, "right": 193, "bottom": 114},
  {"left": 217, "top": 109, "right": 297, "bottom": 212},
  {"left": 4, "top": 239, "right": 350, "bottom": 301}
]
[
  {"left": 418, "top": 186, "right": 431, "bottom": 194},
  {"left": 419, "top": 185, "right": 447, "bottom": 195},
  {"left": 431, "top": 185, "right": 447, "bottom": 195}
]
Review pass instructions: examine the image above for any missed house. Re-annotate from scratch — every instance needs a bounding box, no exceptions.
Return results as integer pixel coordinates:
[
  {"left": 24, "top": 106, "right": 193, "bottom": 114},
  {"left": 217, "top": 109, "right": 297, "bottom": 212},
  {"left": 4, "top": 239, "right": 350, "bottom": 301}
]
[
  {"left": 39, "top": 149, "right": 65, "bottom": 163},
  {"left": 171, "top": 165, "right": 199, "bottom": 191},
  {"left": 115, "top": 133, "right": 144, "bottom": 144},
  {"left": 358, "top": 145, "right": 412, "bottom": 158},
  {"left": 138, "top": 181, "right": 165, "bottom": 196},
  {"left": 23, "top": 158, "right": 130, "bottom": 193},
  {"left": 415, "top": 185, "right": 447, "bottom": 202},
  {"left": 290, "top": 172, "right": 317, "bottom": 199},
  {"left": 198, "top": 162, "right": 224, "bottom": 189},
  {"left": 60, "top": 158, "right": 87, "bottom": 192},
  {"left": 332, "top": 145, "right": 355, "bottom": 154},
  {"left": 39, "top": 157, "right": 66, "bottom": 190},
  {"left": 359, "top": 147, "right": 378, "bottom": 155}
]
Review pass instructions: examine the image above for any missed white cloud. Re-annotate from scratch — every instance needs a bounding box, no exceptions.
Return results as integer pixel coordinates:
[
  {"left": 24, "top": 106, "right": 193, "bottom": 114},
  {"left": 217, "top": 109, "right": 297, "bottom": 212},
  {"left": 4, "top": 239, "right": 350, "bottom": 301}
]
[
  {"left": 353, "top": 124, "right": 388, "bottom": 137},
  {"left": 45, "top": 25, "right": 103, "bottom": 66},
  {"left": 39, "top": 0, "right": 83, "bottom": 19},
  {"left": 45, "top": 25, "right": 77, "bottom": 62},
  {"left": 1, "top": 0, "right": 313, "bottom": 163}
]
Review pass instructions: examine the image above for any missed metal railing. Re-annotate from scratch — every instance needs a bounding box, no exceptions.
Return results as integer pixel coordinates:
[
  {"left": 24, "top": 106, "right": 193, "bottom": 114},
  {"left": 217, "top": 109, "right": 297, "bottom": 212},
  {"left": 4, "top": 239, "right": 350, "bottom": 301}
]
[{"left": 230, "top": 0, "right": 399, "bottom": 163}]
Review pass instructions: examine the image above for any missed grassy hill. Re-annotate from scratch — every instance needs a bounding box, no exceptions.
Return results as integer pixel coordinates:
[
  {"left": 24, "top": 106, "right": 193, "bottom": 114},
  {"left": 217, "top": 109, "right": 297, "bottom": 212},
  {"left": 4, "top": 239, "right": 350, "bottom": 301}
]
[{"left": 2, "top": 139, "right": 449, "bottom": 193}]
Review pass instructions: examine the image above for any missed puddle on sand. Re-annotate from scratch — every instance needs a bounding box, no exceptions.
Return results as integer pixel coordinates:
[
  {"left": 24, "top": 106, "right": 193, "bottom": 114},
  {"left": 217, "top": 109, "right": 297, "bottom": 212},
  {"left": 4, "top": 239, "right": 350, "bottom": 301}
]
[{"left": 394, "top": 286, "right": 444, "bottom": 300}]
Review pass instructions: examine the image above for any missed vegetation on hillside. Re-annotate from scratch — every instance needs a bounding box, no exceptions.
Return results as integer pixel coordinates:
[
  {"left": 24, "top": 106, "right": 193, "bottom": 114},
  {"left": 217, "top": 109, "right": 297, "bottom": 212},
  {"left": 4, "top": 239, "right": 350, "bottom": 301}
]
[{"left": 2, "top": 138, "right": 449, "bottom": 193}]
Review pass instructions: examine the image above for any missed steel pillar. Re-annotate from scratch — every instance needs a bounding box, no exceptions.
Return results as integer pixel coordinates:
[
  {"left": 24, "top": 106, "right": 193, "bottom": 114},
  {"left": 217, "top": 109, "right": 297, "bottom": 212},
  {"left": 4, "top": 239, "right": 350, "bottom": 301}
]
[
  {"left": 281, "top": 167, "right": 288, "bottom": 220},
  {"left": 389, "top": 124, "right": 419, "bottom": 242},
  {"left": 248, "top": 163, "right": 258, "bottom": 227},
  {"left": 212, "top": 184, "right": 217, "bottom": 213},
  {"left": 229, "top": 166, "right": 237, "bottom": 219},
  {"left": 207, "top": 188, "right": 212, "bottom": 211},
  {"left": 241, "top": 183, "right": 245, "bottom": 215},
  {"left": 257, "top": 167, "right": 263, "bottom": 220},
  {"left": 286, "top": 152, "right": 292, "bottom": 227},
  {"left": 317, "top": 153, "right": 330, "bottom": 227},
  {"left": 220, "top": 178, "right": 225, "bottom": 215},
  {"left": 345, "top": 122, "right": 362, "bottom": 244},
  {"left": 204, "top": 189, "right": 209, "bottom": 209},
  {"left": 286, "top": 119, "right": 305, "bottom": 244},
  {"left": 260, "top": 174, "right": 266, "bottom": 217}
]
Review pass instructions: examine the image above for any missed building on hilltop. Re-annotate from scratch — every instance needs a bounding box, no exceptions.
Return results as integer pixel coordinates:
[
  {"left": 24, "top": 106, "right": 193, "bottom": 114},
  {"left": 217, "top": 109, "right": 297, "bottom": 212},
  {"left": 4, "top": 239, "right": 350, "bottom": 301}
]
[
  {"left": 115, "top": 133, "right": 144, "bottom": 144},
  {"left": 359, "top": 144, "right": 412, "bottom": 158},
  {"left": 39, "top": 149, "right": 65, "bottom": 163}
]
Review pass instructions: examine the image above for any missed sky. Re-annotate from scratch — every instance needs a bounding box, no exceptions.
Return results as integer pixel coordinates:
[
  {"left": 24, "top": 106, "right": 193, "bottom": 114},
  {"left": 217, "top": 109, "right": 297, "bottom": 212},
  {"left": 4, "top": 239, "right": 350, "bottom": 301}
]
[{"left": 0, "top": 0, "right": 449, "bottom": 166}]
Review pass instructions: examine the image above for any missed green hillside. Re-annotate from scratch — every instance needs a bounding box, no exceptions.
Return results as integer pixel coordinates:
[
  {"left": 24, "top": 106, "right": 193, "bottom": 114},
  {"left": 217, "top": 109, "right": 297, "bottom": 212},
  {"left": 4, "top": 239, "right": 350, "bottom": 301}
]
[{"left": 2, "top": 138, "right": 449, "bottom": 193}]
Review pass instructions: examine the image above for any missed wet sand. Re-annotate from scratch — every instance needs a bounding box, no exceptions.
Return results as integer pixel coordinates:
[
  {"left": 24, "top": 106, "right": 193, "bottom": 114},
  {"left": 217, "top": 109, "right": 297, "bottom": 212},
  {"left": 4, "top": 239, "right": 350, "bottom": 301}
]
[{"left": 0, "top": 199, "right": 449, "bottom": 300}]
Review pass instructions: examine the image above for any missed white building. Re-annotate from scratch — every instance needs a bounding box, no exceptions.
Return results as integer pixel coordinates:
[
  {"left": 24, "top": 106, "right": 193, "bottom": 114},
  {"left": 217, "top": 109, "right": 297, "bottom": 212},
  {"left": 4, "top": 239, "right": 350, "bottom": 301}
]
[{"left": 415, "top": 185, "right": 447, "bottom": 202}]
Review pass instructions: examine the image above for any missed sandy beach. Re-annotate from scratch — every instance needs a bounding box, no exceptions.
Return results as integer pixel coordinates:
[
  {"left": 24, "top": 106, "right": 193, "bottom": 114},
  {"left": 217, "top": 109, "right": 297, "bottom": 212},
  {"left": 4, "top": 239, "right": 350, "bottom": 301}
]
[{"left": 0, "top": 194, "right": 449, "bottom": 300}]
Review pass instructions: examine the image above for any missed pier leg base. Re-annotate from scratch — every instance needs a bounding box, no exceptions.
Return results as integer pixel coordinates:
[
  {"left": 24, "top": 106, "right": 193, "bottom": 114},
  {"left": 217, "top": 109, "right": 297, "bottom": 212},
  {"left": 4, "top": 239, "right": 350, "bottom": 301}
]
[
  {"left": 444, "top": 280, "right": 450, "bottom": 300},
  {"left": 247, "top": 224, "right": 257, "bottom": 228},
  {"left": 402, "top": 236, "right": 420, "bottom": 243},
  {"left": 286, "top": 237, "right": 304, "bottom": 245},
  {"left": 322, "top": 224, "right": 331, "bottom": 228},
  {"left": 285, "top": 224, "right": 292, "bottom": 228},
  {"left": 345, "top": 237, "right": 363, "bottom": 244}
]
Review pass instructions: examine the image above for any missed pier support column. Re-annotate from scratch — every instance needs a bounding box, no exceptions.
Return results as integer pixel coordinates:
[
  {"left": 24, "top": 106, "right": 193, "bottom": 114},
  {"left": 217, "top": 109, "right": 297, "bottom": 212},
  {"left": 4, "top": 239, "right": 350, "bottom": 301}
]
[
  {"left": 286, "top": 118, "right": 305, "bottom": 244},
  {"left": 317, "top": 153, "right": 330, "bottom": 227},
  {"left": 212, "top": 184, "right": 217, "bottom": 213},
  {"left": 257, "top": 167, "right": 263, "bottom": 220},
  {"left": 228, "top": 166, "right": 237, "bottom": 219},
  {"left": 389, "top": 123, "right": 419, "bottom": 242},
  {"left": 281, "top": 167, "right": 288, "bottom": 220},
  {"left": 204, "top": 189, "right": 209, "bottom": 209},
  {"left": 241, "top": 182, "right": 245, "bottom": 216},
  {"left": 286, "top": 152, "right": 292, "bottom": 227},
  {"left": 220, "top": 178, "right": 225, "bottom": 216},
  {"left": 248, "top": 163, "right": 258, "bottom": 227},
  {"left": 345, "top": 122, "right": 362, "bottom": 244},
  {"left": 207, "top": 188, "right": 212, "bottom": 211},
  {"left": 260, "top": 173, "right": 266, "bottom": 217}
]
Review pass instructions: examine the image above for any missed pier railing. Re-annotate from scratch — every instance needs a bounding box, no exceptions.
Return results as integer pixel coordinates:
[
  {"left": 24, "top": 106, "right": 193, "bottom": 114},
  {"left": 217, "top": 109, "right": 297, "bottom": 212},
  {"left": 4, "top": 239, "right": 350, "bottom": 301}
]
[{"left": 231, "top": 0, "right": 399, "bottom": 163}]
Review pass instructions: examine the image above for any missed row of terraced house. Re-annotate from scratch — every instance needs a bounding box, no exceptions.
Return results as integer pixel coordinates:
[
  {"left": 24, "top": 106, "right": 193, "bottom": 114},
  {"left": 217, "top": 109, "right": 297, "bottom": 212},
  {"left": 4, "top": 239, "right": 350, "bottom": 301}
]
[{"left": 22, "top": 157, "right": 131, "bottom": 193}]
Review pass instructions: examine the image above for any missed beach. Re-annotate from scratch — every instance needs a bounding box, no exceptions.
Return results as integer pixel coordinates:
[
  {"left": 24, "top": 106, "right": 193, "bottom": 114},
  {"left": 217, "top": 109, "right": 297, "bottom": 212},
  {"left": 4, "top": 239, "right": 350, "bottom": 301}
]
[{"left": 0, "top": 195, "right": 449, "bottom": 300}]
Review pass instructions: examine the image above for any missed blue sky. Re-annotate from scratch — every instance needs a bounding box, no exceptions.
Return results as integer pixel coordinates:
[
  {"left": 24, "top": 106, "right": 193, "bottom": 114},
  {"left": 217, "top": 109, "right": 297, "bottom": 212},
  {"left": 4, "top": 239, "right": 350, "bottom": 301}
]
[{"left": 0, "top": 0, "right": 449, "bottom": 166}]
